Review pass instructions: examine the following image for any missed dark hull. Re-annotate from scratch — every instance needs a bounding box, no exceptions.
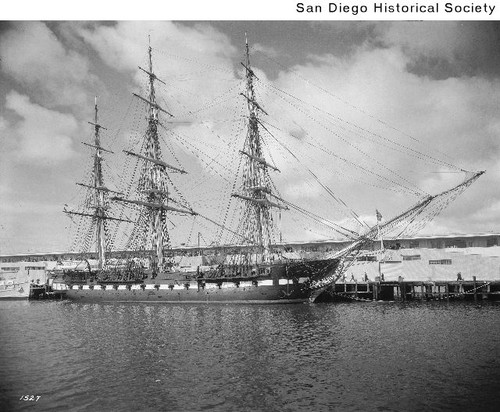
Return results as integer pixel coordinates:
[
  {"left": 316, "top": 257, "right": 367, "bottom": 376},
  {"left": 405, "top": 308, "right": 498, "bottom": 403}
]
[
  {"left": 55, "top": 258, "right": 339, "bottom": 303},
  {"left": 63, "top": 282, "right": 309, "bottom": 303}
]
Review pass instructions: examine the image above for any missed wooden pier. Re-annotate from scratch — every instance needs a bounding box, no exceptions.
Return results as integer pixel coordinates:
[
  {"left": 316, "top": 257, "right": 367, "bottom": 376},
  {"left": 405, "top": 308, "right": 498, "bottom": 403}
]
[{"left": 321, "top": 276, "right": 500, "bottom": 302}]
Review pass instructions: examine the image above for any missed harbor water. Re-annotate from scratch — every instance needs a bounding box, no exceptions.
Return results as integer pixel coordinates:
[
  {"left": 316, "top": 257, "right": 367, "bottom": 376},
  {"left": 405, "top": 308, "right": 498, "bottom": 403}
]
[{"left": 1, "top": 301, "right": 499, "bottom": 411}]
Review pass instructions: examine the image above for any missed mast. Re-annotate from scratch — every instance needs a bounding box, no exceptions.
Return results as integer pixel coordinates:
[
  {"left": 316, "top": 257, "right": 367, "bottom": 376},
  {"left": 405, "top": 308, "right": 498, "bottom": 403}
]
[
  {"left": 231, "top": 35, "right": 286, "bottom": 263},
  {"left": 328, "top": 170, "right": 485, "bottom": 261},
  {"left": 92, "top": 97, "right": 106, "bottom": 269},
  {"left": 376, "top": 209, "right": 384, "bottom": 251},
  {"left": 142, "top": 41, "right": 168, "bottom": 270},
  {"left": 65, "top": 98, "right": 130, "bottom": 269},
  {"left": 113, "top": 40, "right": 194, "bottom": 272}
]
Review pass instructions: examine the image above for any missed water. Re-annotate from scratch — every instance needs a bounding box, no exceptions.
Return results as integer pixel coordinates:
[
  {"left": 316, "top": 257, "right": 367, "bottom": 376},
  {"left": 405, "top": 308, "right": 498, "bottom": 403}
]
[{"left": 1, "top": 301, "right": 499, "bottom": 412}]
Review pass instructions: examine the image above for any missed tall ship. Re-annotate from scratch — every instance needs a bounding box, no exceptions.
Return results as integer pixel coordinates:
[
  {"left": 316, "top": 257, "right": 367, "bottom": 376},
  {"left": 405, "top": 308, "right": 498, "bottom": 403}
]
[{"left": 52, "top": 38, "right": 483, "bottom": 303}]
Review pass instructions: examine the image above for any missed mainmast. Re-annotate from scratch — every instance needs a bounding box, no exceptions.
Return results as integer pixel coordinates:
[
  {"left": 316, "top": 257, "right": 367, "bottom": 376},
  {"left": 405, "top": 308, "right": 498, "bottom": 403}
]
[
  {"left": 113, "top": 41, "right": 194, "bottom": 272},
  {"left": 232, "top": 36, "right": 287, "bottom": 263},
  {"left": 92, "top": 98, "right": 106, "bottom": 269},
  {"left": 143, "top": 43, "right": 168, "bottom": 270}
]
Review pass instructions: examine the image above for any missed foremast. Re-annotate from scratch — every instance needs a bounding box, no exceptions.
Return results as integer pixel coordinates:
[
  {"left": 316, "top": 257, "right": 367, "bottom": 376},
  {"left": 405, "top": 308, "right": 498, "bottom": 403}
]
[
  {"left": 65, "top": 98, "right": 127, "bottom": 270},
  {"left": 232, "top": 36, "right": 287, "bottom": 264}
]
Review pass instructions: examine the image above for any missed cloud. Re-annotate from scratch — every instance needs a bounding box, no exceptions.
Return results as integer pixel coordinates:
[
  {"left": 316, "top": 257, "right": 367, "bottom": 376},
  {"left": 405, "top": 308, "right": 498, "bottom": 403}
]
[
  {"left": 1, "top": 21, "right": 499, "bottom": 254},
  {"left": 375, "top": 21, "right": 500, "bottom": 79},
  {"left": 0, "top": 21, "right": 94, "bottom": 108},
  {"left": 75, "top": 22, "right": 237, "bottom": 86},
  {"left": 53, "top": 22, "right": 500, "bottom": 242},
  {"left": 253, "top": 41, "right": 500, "bottom": 238},
  {"left": 252, "top": 42, "right": 280, "bottom": 59},
  {"left": 377, "top": 22, "right": 463, "bottom": 60},
  {"left": 70, "top": 21, "right": 249, "bottom": 177},
  {"left": 70, "top": 21, "right": 244, "bottom": 168},
  {"left": 4, "top": 91, "right": 78, "bottom": 163},
  {"left": 0, "top": 116, "right": 7, "bottom": 131}
]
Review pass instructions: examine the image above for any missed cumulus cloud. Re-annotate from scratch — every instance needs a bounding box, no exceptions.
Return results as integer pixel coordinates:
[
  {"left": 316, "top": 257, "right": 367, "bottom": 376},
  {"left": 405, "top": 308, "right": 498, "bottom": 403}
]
[
  {"left": 0, "top": 21, "right": 94, "bottom": 108},
  {"left": 252, "top": 42, "right": 280, "bottom": 59},
  {"left": 5, "top": 91, "right": 78, "bottom": 163},
  {"left": 377, "top": 22, "right": 463, "bottom": 59},
  {"left": 375, "top": 21, "right": 500, "bottom": 79},
  {"left": 75, "top": 22, "right": 238, "bottom": 92},
  {"left": 70, "top": 21, "right": 244, "bottom": 169},
  {"left": 69, "top": 21, "right": 252, "bottom": 183},
  {"left": 250, "top": 39, "right": 500, "bottom": 238}
]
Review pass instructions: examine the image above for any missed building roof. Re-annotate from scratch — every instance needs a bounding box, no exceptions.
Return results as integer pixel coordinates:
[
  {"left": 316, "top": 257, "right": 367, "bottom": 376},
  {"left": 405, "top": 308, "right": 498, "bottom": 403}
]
[{"left": 1, "top": 232, "right": 499, "bottom": 259}]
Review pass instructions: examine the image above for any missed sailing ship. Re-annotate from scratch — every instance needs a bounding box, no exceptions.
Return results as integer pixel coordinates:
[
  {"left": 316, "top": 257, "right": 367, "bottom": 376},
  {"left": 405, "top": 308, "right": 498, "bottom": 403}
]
[{"left": 51, "top": 38, "right": 483, "bottom": 303}]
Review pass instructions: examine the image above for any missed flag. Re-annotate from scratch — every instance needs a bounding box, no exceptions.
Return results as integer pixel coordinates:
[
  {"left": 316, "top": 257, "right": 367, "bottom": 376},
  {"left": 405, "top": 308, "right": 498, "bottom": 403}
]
[{"left": 376, "top": 209, "right": 382, "bottom": 222}]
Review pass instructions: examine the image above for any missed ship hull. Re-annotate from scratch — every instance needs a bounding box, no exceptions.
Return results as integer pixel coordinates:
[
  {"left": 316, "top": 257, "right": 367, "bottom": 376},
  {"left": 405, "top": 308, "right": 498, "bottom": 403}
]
[
  {"left": 53, "top": 258, "right": 339, "bottom": 303},
  {"left": 62, "top": 283, "right": 309, "bottom": 303}
]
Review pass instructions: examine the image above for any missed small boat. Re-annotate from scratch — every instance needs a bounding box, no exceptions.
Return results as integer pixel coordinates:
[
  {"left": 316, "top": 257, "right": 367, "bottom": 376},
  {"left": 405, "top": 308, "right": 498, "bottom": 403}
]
[{"left": 0, "top": 271, "right": 30, "bottom": 299}]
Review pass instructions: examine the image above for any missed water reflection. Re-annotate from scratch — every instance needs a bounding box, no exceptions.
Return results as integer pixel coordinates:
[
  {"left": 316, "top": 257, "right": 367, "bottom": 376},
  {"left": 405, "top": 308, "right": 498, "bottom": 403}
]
[{"left": 0, "top": 301, "right": 498, "bottom": 411}]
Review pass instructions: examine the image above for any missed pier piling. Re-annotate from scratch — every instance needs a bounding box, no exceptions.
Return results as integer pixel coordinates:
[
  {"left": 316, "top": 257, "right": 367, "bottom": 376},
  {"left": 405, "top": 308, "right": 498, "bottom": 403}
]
[{"left": 473, "top": 276, "right": 478, "bottom": 302}]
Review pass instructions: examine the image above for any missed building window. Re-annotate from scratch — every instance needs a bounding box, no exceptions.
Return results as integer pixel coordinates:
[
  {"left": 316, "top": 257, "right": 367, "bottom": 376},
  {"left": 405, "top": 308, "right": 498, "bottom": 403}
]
[
  {"left": 445, "top": 240, "right": 466, "bottom": 248},
  {"left": 403, "top": 255, "right": 421, "bottom": 261},
  {"left": 409, "top": 241, "right": 419, "bottom": 249},
  {"left": 358, "top": 256, "right": 377, "bottom": 262},
  {"left": 430, "top": 241, "right": 442, "bottom": 249},
  {"left": 487, "top": 238, "right": 498, "bottom": 247},
  {"left": 429, "top": 259, "right": 452, "bottom": 265}
]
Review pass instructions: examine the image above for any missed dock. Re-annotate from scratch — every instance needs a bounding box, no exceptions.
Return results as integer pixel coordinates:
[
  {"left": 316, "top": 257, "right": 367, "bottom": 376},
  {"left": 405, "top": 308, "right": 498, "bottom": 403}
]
[
  {"left": 322, "top": 276, "right": 500, "bottom": 302},
  {"left": 29, "top": 284, "right": 66, "bottom": 300}
]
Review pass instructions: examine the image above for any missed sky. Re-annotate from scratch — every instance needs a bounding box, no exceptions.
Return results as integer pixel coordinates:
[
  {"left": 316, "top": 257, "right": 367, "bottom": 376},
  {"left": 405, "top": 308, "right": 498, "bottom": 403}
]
[{"left": 1, "top": 18, "right": 500, "bottom": 255}]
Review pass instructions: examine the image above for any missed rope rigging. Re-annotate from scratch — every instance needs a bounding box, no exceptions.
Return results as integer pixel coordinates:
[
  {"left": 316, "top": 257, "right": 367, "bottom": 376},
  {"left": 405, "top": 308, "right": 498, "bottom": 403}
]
[
  {"left": 253, "top": 48, "right": 465, "bottom": 169},
  {"left": 257, "top": 118, "right": 369, "bottom": 230},
  {"left": 260, "top": 79, "right": 466, "bottom": 174},
  {"left": 258, "top": 82, "right": 427, "bottom": 198},
  {"left": 64, "top": 38, "right": 484, "bottom": 272}
]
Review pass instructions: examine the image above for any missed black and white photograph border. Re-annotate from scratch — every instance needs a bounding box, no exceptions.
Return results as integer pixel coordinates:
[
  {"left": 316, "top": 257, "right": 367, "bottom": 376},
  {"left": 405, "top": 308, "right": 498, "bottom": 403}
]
[{"left": 1, "top": 2, "right": 500, "bottom": 411}]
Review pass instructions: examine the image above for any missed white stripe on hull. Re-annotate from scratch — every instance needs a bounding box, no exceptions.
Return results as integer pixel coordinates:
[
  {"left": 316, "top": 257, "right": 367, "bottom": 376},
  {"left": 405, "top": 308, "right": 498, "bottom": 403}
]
[{"left": 62, "top": 281, "right": 310, "bottom": 303}]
